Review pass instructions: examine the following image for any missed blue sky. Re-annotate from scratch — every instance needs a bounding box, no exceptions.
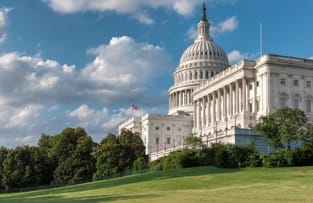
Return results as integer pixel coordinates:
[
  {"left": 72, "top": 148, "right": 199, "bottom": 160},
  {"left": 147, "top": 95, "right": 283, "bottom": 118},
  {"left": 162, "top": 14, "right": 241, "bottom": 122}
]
[{"left": 0, "top": 0, "right": 313, "bottom": 147}]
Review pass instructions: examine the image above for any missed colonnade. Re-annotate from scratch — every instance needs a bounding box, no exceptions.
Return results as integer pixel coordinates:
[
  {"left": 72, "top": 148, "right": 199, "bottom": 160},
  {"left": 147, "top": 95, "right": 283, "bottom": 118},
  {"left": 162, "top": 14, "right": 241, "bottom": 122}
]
[
  {"left": 169, "top": 89, "right": 193, "bottom": 109},
  {"left": 194, "top": 78, "right": 251, "bottom": 130}
]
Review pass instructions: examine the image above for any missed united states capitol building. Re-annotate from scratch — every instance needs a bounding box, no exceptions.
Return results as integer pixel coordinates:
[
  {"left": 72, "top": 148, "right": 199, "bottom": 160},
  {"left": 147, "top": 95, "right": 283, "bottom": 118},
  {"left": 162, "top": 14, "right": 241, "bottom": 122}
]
[{"left": 119, "top": 4, "right": 313, "bottom": 160}]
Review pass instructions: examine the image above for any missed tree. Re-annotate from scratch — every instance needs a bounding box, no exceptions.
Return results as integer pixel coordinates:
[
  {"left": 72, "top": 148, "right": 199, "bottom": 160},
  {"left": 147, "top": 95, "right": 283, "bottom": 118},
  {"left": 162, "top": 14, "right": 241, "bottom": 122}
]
[
  {"left": 118, "top": 130, "right": 146, "bottom": 171},
  {"left": 94, "top": 133, "right": 121, "bottom": 179},
  {"left": 2, "top": 146, "right": 45, "bottom": 191},
  {"left": 255, "top": 107, "right": 307, "bottom": 150},
  {"left": 52, "top": 127, "right": 96, "bottom": 184},
  {"left": 0, "top": 147, "right": 8, "bottom": 189},
  {"left": 185, "top": 135, "right": 203, "bottom": 149},
  {"left": 298, "top": 122, "right": 313, "bottom": 148},
  {"left": 94, "top": 130, "right": 147, "bottom": 179}
]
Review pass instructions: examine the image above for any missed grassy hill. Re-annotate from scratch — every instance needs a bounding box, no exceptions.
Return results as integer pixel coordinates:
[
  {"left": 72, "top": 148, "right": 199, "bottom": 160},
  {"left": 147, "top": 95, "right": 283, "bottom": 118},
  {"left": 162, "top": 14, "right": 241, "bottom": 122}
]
[{"left": 1, "top": 166, "right": 313, "bottom": 203}]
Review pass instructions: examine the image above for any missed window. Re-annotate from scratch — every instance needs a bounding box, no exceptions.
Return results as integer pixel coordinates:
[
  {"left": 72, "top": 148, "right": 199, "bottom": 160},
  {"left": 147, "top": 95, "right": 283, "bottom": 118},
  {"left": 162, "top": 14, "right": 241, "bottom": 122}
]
[
  {"left": 178, "top": 127, "right": 182, "bottom": 131},
  {"left": 281, "top": 78, "right": 286, "bottom": 85},
  {"left": 306, "top": 81, "right": 311, "bottom": 88},
  {"left": 256, "top": 100, "right": 260, "bottom": 111},
  {"left": 156, "top": 137, "right": 159, "bottom": 145},
  {"left": 293, "top": 98, "right": 299, "bottom": 109},
  {"left": 249, "top": 85, "right": 253, "bottom": 90},
  {"left": 306, "top": 100, "right": 312, "bottom": 113},
  {"left": 167, "top": 137, "right": 171, "bottom": 145},
  {"left": 249, "top": 102, "right": 253, "bottom": 113},
  {"left": 256, "top": 81, "right": 259, "bottom": 87},
  {"left": 281, "top": 97, "right": 287, "bottom": 107},
  {"left": 155, "top": 126, "right": 159, "bottom": 130},
  {"left": 294, "top": 80, "right": 299, "bottom": 87},
  {"left": 166, "top": 127, "right": 171, "bottom": 131}
]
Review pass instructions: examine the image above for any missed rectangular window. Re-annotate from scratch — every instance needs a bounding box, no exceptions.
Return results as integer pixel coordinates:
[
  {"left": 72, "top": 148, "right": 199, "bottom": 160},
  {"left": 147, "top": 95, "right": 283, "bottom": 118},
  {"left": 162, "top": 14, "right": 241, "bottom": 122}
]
[
  {"left": 293, "top": 99, "right": 299, "bottom": 109},
  {"left": 167, "top": 137, "right": 171, "bottom": 145},
  {"left": 306, "top": 100, "right": 311, "bottom": 113},
  {"left": 306, "top": 81, "right": 311, "bottom": 88},
  {"left": 166, "top": 127, "right": 171, "bottom": 131},
  {"left": 156, "top": 137, "right": 159, "bottom": 145},
  {"left": 249, "top": 103, "right": 253, "bottom": 113},
  {"left": 281, "top": 97, "right": 286, "bottom": 107},
  {"left": 155, "top": 126, "right": 159, "bottom": 130},
  {"left": 294, "top": 80, "right": 299, "bottom": 87},
  {"left": 256, "top": 81, "right": 259, "bottom": 87},
  {"left": 281, "top": 78, "right": 286, "bottom": 85},
  {"left": 256, "top": 100, "right": 260, "bottom": 111}
]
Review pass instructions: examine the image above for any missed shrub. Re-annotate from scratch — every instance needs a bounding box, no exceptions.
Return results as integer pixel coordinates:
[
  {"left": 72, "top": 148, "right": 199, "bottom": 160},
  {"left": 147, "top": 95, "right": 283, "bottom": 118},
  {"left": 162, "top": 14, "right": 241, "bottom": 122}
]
[
  {"left": 133, "top": 157, "right": 148, "bottom": 172},
  {"left": 263, "top": 150, "right": 290, "bottom": 167},
  {"left": 289, "top": 147, "right": 313, "bottom": 166}
]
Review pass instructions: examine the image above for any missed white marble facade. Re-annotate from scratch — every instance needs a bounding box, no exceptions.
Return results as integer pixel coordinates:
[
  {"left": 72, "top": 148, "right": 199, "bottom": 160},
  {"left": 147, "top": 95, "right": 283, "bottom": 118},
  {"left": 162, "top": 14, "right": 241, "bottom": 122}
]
[{"left": 118, "top": 4, "right": 313, "bottom": 160}]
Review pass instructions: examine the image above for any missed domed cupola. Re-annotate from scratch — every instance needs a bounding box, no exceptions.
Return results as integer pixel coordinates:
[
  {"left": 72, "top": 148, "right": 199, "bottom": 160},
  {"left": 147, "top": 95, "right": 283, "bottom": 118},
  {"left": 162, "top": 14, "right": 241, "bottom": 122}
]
[{"left": 168, "top": 3, "right": 229, "bottom": 116}]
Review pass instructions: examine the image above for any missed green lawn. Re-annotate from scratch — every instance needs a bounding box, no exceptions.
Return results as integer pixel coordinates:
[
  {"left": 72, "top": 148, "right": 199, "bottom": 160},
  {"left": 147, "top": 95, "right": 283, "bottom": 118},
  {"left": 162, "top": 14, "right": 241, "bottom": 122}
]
[{"left": 1, "top": 166, "right": 313, "bottom": 203}]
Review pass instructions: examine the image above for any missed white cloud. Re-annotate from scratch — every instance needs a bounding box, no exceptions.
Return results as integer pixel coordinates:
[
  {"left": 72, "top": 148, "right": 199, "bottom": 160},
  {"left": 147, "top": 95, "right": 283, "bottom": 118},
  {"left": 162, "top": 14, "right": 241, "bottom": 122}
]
[
  {"left": 67, "top": 104, "right": 145, "bottom": 141},
  {"left": 0, "top": 36, "right": 171, "bottom": 147},
  {"left": 227, "top": 50, "right": 256, "bottom": 64},
  {"left": 0, "top": 7, "right": 11, "bottom": 43},
  {"left": 82, "top": 36, "right": 171, "bottom": 101},
  {"left": 308, "top": 56, "right": 313, "bottom": 60},
  {"left": 0, "top": 36, "right": 171, "bottom": 106},
  {"left": 186, "top": 26, "right": 197, "bottom": 41},
  {"left": 211, "top": 16, "right": 238, "bottom": 35},
  {"left": 44, "top": 0, "right": 238, "bottom": 25}
]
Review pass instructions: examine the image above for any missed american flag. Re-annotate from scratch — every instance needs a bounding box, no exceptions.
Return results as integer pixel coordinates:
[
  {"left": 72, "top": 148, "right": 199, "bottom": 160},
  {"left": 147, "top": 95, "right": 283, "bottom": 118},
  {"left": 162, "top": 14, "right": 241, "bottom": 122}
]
[{"left": 131, "top": 104, "right": 138, "bottom": 110}]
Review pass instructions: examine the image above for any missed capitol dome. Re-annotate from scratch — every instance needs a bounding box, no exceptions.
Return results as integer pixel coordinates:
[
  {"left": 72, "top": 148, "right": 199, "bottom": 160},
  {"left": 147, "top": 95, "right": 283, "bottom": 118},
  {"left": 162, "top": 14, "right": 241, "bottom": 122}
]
[
  {"left": 179, "top": 39, "right": 229, "bottom": 66},
  {"left": 168, "top": 3, "right": 229, "bottom": 116}
]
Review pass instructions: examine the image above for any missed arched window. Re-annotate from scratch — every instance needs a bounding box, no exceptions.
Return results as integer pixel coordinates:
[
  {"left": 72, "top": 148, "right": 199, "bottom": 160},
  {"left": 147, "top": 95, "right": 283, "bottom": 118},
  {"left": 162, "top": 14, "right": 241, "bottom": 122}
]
[
  {"left": 189, "top": 72, "right": 192, "bottom": 80},
  {"left": 280, "top": 93, "right": 289, "bottom": 107},
  {"left": 195, "top": 71, "right": 198, "bottom": 79},
  {"left": 200, "top": 71, "right": 203, "bottom": 79},
  {"left": 205, "top": 71, "right": 209, "bottom": 79}
]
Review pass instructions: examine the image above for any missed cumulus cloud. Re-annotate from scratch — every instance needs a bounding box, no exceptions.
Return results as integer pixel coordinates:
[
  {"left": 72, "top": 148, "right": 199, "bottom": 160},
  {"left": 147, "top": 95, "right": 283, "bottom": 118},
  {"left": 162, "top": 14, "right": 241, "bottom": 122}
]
[
  {"left": 211, "top": 16, "right": 238, "bottom": 35},
  {"left": 67, "top": 104, "right": 145, "bottom": 141},
  {"left": 44, "top": 0, "right": 238, "bottom": 25},
  {"left": 0, "top": 7, "right": 11, "bottom": 43},
  {"left": 0, "top": 36, "right": 171, "bottom": 146},
  {"left": 0, "top": 36, "right": 171, "bottom": 107},
  {"left": 227, "top": 50, "right": 257, "bottom": 64},
  {"left": 43, "top": 0, "right": 202, "bottom": 24}
]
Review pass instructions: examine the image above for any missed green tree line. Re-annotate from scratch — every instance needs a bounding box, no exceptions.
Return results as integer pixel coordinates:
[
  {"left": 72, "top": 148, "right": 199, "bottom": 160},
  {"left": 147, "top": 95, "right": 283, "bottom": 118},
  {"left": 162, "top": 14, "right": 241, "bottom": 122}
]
[{"left": 0, "top": 128, "right": 147, "bottom": 192}]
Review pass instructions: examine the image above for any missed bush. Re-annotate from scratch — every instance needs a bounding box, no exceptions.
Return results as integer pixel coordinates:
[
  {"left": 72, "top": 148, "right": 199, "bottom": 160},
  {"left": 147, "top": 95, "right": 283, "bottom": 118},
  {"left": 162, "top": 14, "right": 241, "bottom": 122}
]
[
  {"left": 263, "top": 150, "right": 290, "bottom": 167},
  {"left": 133, "top": 157, "right": 148, "bottom": 172},
  {"left": 289, "top": 147, "right": 313, "bottom": 166}
]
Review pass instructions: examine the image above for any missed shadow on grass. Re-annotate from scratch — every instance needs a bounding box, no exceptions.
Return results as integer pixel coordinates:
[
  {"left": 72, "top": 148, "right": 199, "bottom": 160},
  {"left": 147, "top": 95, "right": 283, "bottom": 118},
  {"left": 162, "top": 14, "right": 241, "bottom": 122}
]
[
  {"left": 0, "top": 193, "right": 158, "bottom": 203},
  {"left": 0, "top": 166, "right": 238, "bottom": 201}
]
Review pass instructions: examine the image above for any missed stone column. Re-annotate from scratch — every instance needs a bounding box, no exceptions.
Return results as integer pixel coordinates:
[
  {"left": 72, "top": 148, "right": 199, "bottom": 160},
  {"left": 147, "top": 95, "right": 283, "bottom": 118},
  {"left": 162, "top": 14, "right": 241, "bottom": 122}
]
[
  {"left": 213, "top": 92, "right": 216, "bottom": 124},
  {"left": 223, "top": 86, "right": 227, "bottom": 121},
  {"left": 242, "top": 78, "right": 246, "bottom": 112},
  {"left": 235, "top": 80, "right": 239, "bottom": 114},
  {"left": 229, "top": 84, "right": 233, "bottom": 117},
  {"left": 194, "top": 100, "right": 197, "bottom": 128},
  {"left": 205, "top": 95, "right": 210, "bottom": 127},
  {"left": 217, "top": 89, "right": 221, "bottom": 121},
  {"left": 186, "top": 90, "right": 189, "bottom": 105},
  {"left": 202, "top": 98, "right": 206, "bottom": 128}
]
